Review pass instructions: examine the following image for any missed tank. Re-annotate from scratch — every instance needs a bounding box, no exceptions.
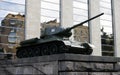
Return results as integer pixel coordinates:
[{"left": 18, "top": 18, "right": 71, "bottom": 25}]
[{"left": 16, "top": 13, "right": 104, "bottom": 58}]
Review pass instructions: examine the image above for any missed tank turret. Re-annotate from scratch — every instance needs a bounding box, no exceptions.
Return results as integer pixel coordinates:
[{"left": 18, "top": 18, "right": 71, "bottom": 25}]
[
  {"left": 16, "top": 13, "right": 104, "bottom": 58},
  {"left": 41, "top": 13, "right": 104, "bottom": 38}
]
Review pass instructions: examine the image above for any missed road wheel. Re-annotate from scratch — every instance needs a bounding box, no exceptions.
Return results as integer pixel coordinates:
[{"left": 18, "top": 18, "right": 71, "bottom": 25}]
[
  {"left": 49, "top": 44, "right": 58, "bottom": 54},
  {"left": 41, "top": 45, "right": 49, "bottom": 55}
]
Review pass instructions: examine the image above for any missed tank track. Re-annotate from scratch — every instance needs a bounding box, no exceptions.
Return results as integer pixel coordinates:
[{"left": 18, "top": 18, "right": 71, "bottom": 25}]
[
  {"left": 16, "top": 41, "right": 93, "bottom": 58},
  {"left": 16, "top": 41, "right": 68, "bottom": 58}
]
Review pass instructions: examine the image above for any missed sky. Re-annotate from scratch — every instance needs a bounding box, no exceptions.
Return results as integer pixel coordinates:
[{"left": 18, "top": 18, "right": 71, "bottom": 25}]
[
  {"left": 0, "top": 0, "right": 25, "bottom": 16},
  {"left": 0, "top": 0, "right": 113, "bottom": 34},
  {"left": 0, "top": 0, "right": 25, "bottom": 26},
  {"left": 2, "top": 0, "right": 25, "bottom": 4}
]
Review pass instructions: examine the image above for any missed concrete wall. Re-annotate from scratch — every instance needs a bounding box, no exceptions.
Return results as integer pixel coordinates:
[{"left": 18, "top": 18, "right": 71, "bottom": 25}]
[{"left": 0, "top": 54, "right": 120, "bottom": 75}]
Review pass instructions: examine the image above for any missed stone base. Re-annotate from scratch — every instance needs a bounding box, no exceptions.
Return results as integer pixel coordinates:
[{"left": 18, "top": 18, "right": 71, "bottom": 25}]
[{"left": 0, "top": 53, "right": 120, "bottom": 75}]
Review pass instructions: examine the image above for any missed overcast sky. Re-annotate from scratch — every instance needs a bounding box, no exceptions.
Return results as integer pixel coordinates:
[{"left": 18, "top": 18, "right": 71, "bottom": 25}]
[{"left": 2, "top": 0, "right": 25, "bottom": 4}]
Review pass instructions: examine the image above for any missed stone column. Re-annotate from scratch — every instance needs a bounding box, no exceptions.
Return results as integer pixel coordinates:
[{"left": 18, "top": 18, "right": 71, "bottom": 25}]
[
  {"left": 60, "top": 0, "right": 73, "bottom": 40},
  {"left": 25, "top": 0, "right": 41, "bottom": 39},
  {"left": 88, "top": 0, "right": 102, "bottom": 56},
  {"left": 60, "top": 0, "right": 73, "bottom": 28},
  {"left": 112, "top": 0, "right": 120, "bottom": 57}
]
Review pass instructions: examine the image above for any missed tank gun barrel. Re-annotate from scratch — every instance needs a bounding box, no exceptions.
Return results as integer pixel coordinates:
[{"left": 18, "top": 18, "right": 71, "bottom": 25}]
[
  {"left": 69, "top": 13, "right": 104, "bottom": 30},
  {"left": 54, "top": 13, "right": 104, "bottom": 37}
]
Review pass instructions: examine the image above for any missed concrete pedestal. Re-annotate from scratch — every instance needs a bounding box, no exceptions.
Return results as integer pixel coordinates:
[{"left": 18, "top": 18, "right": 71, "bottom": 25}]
[{"left": 0, "top": 54, "right": 120, "bottom": 75}]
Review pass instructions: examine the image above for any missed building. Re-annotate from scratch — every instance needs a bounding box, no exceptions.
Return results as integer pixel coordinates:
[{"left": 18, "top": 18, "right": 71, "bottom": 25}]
[
  {"left": 0, "top": 13, "right": 25, "bottom": 53},
  {"left": 74, "top": 26, "right": 89, "bottom": 42}
]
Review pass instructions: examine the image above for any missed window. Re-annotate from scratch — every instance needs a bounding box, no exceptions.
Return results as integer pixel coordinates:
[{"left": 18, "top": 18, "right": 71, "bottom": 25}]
[
  {"left": 9, "top": 19, "right": 17, "bottom": 25},
  {"left": 8, "top": 29, "right": 17, "bottom": 43}
]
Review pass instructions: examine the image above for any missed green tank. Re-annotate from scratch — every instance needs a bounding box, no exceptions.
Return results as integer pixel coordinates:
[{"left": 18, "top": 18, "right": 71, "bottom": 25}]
[{"left": 16, "top": 13, "right": 104, "bottom": 58}]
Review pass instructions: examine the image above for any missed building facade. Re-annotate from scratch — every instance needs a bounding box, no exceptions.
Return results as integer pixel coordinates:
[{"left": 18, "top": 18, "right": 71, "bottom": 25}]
[{"left": 0, "top": 13, "right": 25, "bottom": 53}]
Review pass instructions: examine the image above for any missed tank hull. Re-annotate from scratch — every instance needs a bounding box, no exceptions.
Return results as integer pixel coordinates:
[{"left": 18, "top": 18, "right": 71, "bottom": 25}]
[{"left": 16, "top": 40, "right": 93, "bottom": 58}]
